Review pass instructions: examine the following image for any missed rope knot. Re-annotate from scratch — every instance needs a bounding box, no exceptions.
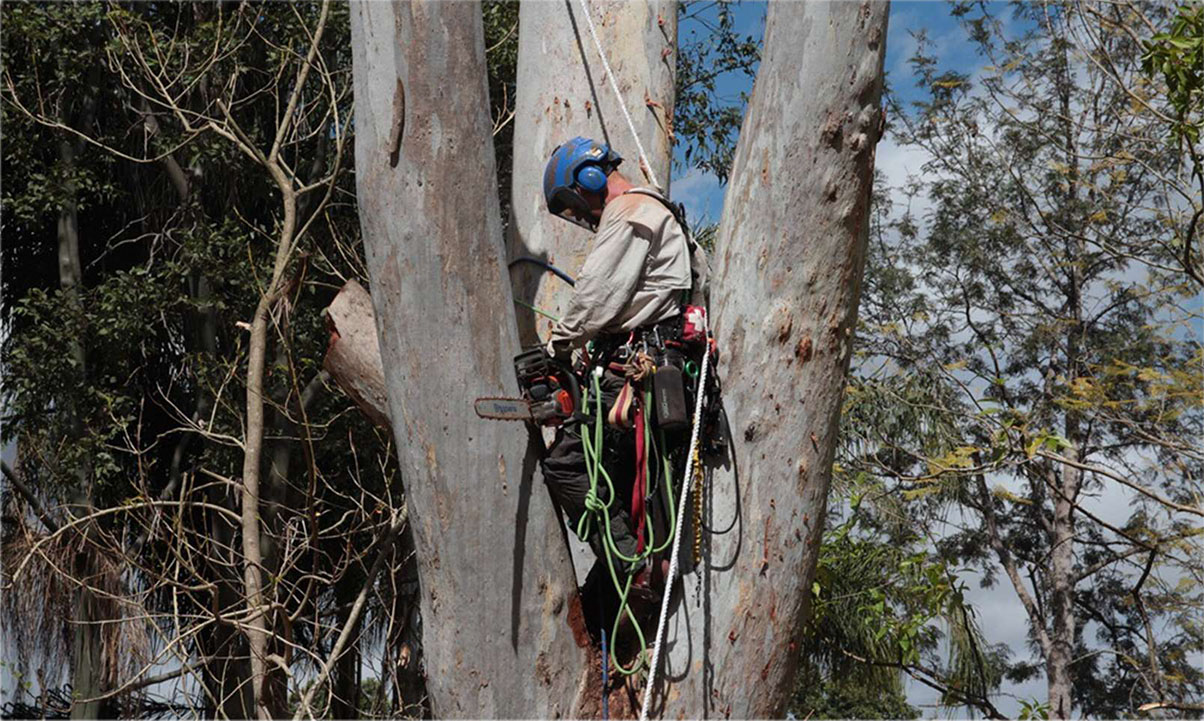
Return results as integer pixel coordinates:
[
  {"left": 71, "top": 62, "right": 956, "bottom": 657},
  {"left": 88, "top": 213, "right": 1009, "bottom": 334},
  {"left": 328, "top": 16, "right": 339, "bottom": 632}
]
[{"left": 624, "top": 351, "right": 656, "bottom": 382}]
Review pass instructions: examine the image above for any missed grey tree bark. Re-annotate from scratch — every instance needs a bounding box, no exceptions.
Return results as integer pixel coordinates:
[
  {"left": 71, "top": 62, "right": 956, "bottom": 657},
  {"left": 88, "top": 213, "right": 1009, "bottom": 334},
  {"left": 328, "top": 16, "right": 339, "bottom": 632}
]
[
  {"left": 507, "top": 0, "right": 676, "bottom": 347},
  {"left": 350, "top": 1, "right": 587, "bottom": 716},
  {"left": 652, "top": 2, "right": 889, "bottom": 717}
]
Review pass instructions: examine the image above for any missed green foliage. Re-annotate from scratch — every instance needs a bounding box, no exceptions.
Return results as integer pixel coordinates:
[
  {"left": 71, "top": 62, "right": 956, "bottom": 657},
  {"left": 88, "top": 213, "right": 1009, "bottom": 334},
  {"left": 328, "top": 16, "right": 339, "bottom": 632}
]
[
  {"left": 675, "top": 1, "right": 761, "bottom": 183},
  {"left": 1018, "top": 697, "right": 1050, "bottom": 720},
  {"left": 792, "top": 466, "right": 1006, "bottom": 718},
  {"left": 791, "top": 673, "right": 919, "bottom": 720},
  {"left": 1142, "top": 3, "right": 1204, "bottom": 144},
  {"left": 1, "top": 2, "right": 407, "bottom": 711}
]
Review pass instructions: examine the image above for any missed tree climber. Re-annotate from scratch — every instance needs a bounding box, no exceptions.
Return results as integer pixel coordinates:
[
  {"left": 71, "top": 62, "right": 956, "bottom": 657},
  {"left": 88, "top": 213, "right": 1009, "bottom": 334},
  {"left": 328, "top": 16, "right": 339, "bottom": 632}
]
[{"left": 540, "top": 136, "right": 711, "bottom": 597}]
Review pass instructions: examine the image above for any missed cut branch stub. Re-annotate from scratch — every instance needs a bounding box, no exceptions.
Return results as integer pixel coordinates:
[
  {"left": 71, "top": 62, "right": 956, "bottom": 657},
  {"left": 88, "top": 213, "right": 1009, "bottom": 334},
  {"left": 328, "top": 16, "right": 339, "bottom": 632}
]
[{"left": 324, "top": 279, "right": 391, "bottom": 431}]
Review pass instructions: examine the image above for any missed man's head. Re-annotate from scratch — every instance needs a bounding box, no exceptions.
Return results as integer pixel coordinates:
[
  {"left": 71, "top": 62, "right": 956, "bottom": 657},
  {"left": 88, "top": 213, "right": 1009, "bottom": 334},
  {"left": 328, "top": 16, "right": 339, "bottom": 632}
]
[{"left": 543, "top": 137, "right": 623, "bottom": 231}]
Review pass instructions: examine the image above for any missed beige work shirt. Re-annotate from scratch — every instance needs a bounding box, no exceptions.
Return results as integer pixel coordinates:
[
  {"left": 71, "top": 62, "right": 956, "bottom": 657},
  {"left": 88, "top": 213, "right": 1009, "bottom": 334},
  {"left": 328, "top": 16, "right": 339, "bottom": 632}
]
[{"left": 549, "top": 189, "right": 710, "bottom": 349}]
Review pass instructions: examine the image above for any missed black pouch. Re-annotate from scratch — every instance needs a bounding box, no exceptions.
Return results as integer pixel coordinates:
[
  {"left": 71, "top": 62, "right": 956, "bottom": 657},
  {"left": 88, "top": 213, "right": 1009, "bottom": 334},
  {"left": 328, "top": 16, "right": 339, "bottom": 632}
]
[{"left": 652, "top": 353, "right": 689, "bottom": 431}]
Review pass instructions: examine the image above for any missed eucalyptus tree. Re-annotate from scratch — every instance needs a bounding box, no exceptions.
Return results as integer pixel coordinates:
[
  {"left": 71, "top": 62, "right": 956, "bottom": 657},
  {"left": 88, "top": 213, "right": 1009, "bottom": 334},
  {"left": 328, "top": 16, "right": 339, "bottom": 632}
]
[{"left": 351, "top": 0, "right": 887, "bottom": 716}]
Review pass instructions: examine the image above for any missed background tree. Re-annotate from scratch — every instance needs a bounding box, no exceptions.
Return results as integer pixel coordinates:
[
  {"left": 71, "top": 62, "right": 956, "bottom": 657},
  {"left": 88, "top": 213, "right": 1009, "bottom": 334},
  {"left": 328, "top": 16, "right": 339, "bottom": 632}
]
[
  {"left": 673, "top": 0, "right": 760, "bottom": 184},
  {"left": 3, "top": 3, "right": 423, "bottom": 718},
  {"left": 1140, "top": 2, "right": 1203, "bottom": 285},
  {"left": 789, "top": 178, "right": 1012, "bottom": 720},
  {"left": 843, "top": 0, "right": 1204, "bottom": 716}
]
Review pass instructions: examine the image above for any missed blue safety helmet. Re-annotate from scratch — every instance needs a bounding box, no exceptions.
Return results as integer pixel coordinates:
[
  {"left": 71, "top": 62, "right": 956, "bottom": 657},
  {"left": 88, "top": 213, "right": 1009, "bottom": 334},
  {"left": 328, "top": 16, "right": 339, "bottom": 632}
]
[{"left": 543, "top": 137, "right": 622, "bottom": 230}]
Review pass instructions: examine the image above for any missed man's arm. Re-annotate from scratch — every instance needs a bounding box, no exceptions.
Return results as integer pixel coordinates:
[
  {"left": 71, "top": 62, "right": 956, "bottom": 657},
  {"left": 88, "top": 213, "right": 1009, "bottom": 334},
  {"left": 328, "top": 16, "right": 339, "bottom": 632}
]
[{"left": 547, "top": 205, "right": 649, "bottom": 351}]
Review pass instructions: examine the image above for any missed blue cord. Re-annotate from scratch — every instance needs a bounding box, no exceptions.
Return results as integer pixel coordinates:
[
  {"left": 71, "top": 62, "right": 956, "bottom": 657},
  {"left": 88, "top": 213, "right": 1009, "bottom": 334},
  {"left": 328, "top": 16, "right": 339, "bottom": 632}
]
[
  {"left": 508, "top": 256, "right": 577, "bottom": 287},
  {"left": 601, "top": 627, "right": 609, "bottom": 720}
]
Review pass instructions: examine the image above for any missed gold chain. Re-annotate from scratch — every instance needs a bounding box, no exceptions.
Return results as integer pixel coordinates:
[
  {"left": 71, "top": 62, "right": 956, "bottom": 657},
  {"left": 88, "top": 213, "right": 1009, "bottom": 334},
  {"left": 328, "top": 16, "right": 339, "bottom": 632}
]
[{"left": 691, "top": 446, "right": 704, "bottom": 564}]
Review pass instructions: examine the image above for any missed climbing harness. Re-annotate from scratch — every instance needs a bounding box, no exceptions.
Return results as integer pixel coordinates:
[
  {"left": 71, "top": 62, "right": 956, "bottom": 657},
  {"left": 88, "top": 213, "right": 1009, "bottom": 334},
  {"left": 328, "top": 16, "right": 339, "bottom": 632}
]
[{"left": 573, "top": 0, "right": 661, "bottom": 191}]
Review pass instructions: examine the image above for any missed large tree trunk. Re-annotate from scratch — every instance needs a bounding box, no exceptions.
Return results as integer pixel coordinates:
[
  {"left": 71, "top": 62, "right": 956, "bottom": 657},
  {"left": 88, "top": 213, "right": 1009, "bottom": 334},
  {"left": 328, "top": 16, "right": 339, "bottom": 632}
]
[
  {"left": 507, "top": 0, "right": 676, "bottom": 347},
  {"left": 350, "top": 2, "right": 585, "bottom": 716},
  {"left": 652, "top": 2, "right": 889, "bottom": 717}
]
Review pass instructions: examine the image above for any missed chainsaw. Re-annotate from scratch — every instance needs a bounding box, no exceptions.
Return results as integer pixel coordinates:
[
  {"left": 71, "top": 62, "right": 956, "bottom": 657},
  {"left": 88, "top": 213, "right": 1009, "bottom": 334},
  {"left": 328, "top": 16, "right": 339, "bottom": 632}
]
[{"left": 474, "top": 347, "right": 583, "bottom": 425}]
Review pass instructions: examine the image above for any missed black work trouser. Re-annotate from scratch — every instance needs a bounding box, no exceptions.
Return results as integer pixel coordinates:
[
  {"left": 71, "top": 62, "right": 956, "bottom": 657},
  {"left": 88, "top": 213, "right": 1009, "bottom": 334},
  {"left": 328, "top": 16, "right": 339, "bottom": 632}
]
[{"left": 542, "top": 369, "right": 642, "bottom": 575}]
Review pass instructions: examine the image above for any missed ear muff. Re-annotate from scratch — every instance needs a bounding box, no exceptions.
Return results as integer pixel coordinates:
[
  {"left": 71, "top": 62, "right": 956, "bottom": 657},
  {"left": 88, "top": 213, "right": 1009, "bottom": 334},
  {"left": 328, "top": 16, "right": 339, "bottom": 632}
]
[{"left": 575, "top": 163, "right": 608, "bottom": 193}]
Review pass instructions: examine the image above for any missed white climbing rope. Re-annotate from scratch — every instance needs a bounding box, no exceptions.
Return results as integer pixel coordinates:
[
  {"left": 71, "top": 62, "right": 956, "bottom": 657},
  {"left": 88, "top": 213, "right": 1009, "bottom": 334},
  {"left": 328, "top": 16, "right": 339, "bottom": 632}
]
[
  {"left": 639, "top": 330, "right": 711, "bottom": 721},
  {"left": 573, "top": 0, "right": 662, "bottom": 190},
  {"left": 572, "top": 5, "right": 696, "bottom": 712}
]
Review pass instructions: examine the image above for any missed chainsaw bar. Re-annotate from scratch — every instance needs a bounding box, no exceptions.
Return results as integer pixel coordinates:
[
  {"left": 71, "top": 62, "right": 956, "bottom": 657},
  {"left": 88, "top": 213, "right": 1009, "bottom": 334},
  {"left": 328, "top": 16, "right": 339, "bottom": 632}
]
[{"left": 474, "top": 397, "right": 534, "bottom": 422}]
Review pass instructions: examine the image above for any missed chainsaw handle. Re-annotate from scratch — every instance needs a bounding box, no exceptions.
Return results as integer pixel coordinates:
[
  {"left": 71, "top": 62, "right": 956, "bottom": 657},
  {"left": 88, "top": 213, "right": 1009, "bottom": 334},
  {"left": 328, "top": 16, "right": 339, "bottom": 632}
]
[{"left": 550, "top": 357, "right": 585, "bottom": 423}]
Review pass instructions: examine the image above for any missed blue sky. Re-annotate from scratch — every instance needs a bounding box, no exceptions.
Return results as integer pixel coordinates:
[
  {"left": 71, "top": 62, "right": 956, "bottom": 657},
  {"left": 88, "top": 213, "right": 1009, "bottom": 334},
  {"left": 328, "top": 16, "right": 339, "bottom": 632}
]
[{"left": 672, "top": 1, "right": 999, "bottom": 226}]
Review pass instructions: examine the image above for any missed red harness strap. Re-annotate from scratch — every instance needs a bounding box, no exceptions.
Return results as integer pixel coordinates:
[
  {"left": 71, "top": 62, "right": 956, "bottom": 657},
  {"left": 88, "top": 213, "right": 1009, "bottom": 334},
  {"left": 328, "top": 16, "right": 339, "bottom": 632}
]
[{"left": 632, "top": 399, "right": 647, "bottom": 553}]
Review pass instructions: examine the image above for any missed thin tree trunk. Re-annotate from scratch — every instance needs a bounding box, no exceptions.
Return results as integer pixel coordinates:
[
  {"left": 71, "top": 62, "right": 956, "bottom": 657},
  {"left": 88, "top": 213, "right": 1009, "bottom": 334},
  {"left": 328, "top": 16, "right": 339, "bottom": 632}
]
[
  {"left": 350, "top": 1, "right": 584, "bottom": 716},
  {"left": 58, "top": 91, "right": 108, "bottom": 716},
  {"left": 235, "top": 1, "right": 331, "bottom": 711},
  {"left": 330, "top": 572, "right": 363, "bottom": 720},
  {"left": 507, "top": 0, "right": 676, "bottom": 346},
  {"left": 1048, "top": 454, "right": 1078, "bottom": 718},
  {"left": 654, "top": 2, "right": 889, "bottom": 716},
  {"left": 239, "top": 181, "right": 301, "bottom": 719},
  {"left": 1046, "top": 40, "right": 1083, "bottom": 716}
]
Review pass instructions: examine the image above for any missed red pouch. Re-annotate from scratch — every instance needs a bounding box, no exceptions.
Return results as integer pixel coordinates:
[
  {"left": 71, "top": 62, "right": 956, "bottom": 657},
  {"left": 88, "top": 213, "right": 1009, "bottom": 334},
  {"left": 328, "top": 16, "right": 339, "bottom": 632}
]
[{"left": 682, "top": 305, "right": 708, "bottom": 343}]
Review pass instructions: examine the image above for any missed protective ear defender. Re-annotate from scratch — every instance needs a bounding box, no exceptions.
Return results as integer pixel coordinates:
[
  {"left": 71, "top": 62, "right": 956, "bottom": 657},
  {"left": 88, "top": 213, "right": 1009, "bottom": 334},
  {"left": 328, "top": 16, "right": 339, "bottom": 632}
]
[{"left": 575, "top": 163, "right": 608, "bottom": 193}]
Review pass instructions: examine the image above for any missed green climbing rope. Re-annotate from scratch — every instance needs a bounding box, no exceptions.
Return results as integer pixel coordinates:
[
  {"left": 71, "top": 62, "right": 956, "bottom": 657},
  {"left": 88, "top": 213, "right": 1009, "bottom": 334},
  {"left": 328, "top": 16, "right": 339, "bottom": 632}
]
[
  {"left": 577, "top": 369, "right": 679, "bottom": 676},
  {"left": 513, "top": 298, "right": 560, "bottom": 321}
]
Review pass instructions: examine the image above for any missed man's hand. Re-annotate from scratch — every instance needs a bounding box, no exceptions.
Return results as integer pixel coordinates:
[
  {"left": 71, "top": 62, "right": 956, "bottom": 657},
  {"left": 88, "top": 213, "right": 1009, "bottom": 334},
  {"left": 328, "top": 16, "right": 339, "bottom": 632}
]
[{"left": 545, "top": 338, "right": 574, "bottom": 364}]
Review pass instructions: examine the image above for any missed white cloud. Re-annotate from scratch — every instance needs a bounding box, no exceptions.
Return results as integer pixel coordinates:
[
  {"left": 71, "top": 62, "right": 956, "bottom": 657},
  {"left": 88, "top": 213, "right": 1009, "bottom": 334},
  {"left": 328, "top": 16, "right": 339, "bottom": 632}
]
[
  {"left": 875, "top": 133, "right": 936, "bottom": 221},
  {"left": 670, "top": 166, "right": 724, "bottom": 228}
]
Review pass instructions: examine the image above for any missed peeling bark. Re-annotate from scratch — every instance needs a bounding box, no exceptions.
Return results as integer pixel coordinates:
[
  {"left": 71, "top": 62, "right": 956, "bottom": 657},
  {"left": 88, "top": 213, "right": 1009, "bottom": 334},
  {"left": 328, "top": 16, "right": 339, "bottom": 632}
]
[
  {"left": 350, "top": 1, "right": 584, "bottom": 716},
  {"left": 507, "top": 0, "right": 676, "bottom": 346},
  {"left": 653, "top": 2, "right": 889, "bottom": 717}
]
